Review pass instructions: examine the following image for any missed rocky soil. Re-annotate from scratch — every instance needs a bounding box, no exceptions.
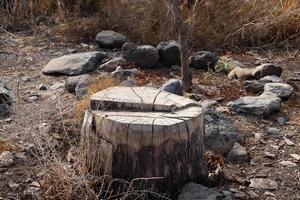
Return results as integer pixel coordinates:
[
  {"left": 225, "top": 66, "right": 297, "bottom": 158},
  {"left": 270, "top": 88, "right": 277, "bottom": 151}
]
[{"left": 0, "top": 27, "right": 300, "bottom": 199}]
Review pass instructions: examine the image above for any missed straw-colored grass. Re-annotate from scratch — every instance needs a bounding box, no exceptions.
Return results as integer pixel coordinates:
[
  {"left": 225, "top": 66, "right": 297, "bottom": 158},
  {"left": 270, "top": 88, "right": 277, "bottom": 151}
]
[{"left": 2, "top": 0, "right": 300, "bottom": 47}]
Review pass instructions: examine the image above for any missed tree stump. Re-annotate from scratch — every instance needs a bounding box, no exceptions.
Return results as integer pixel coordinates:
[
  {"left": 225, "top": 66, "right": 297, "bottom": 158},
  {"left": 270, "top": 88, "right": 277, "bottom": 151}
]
[{"left": 81, "top": 86, "right": 207, "bottom": 189}]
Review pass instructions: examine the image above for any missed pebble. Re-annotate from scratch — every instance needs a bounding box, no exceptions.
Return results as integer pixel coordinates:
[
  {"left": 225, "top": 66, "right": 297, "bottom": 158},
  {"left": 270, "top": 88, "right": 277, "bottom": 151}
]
[
  {"left": 279, "top": 160, "right": 297, "bottom": 167},
  {"left": 267, "top": 127, "right": 280, "bottom": 135},
  {"left": 8, "top": 181, "right": 19, "bottom": 191},
  {"left": 28, "top": 96, "right": 38, "bottom": 102},
  {"left": 0, "top": 151, "right": 15, "bottom": 167},
  {"left": 283, "top": 137, "right": 295, "bottom": 146},
  {"left": 38, "top": 84, "right": 47, "bottom": 91},
  {"left": 249, "top": 178, "right": 278, "bottom": 190},
  {"left": 264, "top": 191, "right": 276, "bottom": 197},
  {"left": 276, "top": 116, "right": 287, "bottom": 125},
  {"left": 290, "top": 154, "right": 300, "bottom": 161},
  {"left": 265, "top": 152, "right": 277, "bottom": 159}
]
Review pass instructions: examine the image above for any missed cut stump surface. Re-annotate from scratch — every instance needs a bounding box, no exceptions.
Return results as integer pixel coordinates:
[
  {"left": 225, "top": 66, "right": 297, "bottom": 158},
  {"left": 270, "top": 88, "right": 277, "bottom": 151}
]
[{"left": 82, "top": 86, "right": 207, "bottom": 188}]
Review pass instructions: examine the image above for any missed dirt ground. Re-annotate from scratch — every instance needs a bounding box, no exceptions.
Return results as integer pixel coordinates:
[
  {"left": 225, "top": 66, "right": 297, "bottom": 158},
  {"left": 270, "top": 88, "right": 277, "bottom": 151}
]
[{"left": 0, "top": 27, "right": 300, "bottom": 199}]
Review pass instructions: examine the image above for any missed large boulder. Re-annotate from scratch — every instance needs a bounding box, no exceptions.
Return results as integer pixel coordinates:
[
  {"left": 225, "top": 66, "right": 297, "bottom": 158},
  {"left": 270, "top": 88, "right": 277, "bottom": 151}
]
[
  {"left": 189, "top": 51, "right": 219, "bottom": 70},
  {"left": 204, "top": 108, "right": 243, "bottom": 155},
  {"left": 157, "top": 41, "right": 180, "bottom": 66},
  {"left": 228, "top": 92, "right": 282, "bottom": 117},
  {"left": 252, "top": 63, "right": 282, "bottom": 79},
  {"left": 264, "top": 83, "right": 294, "bottom": 100},
  {"left": 122, "top": 42, "right": 159, "bottom": 68},
  {"left": 96, "top": 30, "right": 128, "bottom": 48},
  {"left": 42, "top": 52, "right": 107, "bottom": 76},
  {"left": 178, "top": 182, "right": 222, "bottom": 200},
  {"left": 161, "top": 79, "right": 183, "bottom": 95}
]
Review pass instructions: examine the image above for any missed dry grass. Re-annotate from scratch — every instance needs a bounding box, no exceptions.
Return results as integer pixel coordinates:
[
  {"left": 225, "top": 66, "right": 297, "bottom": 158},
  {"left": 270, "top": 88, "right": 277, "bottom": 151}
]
[
  {"left": 2, "top": 0, "right": 300, "bottom": 47},
  {"left": 0, "top": 139, "right": 20, "bottom": 154},
  {"left": 74, "top": 76, "right": 118, "bottom": 121}
]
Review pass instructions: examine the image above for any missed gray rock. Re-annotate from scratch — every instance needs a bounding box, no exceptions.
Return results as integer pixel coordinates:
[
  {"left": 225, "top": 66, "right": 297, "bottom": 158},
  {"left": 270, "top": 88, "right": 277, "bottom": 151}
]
[
  {"left": 111, "top": 66, "right": 140, "bottom": 81},
  {"left": 252, "top": 63, "right": 282, "bottom": 79},
  {"left": 243, "top": 80, "right": 265, "bottom": 94},
  {"left": 75, "top": 81, "right": 90, "bottom": 98},
  {"left": 260, "top": 75, "right": 283, "bottom": 83},
  {"left": 96, "top": 30, "right": 128, "bottom": 48},
  {"left": 228, "top": 92, "right": 281, "bottom": 117},
  {"left": 0, "top": 103, "right": 9, "bottom": 116},
  {"left": 157, "top": 41, "right": 180, "bottom": 66},
  {"left": 249, "top": 178, "right": 278, "bottom": 190},
  {"left": 122, "top": 42, "right": 159, "bottom": 68},
  {"left": 98, "top": 57, "right": 126, "bottom": 72},
  {"left": 178, "top": 182, "right": 222, "bottom": 200},
  {"left": 161, "top": 79, "right": 183, "bottom": 95},
  {"left": 42, "top": 52, "right": 107, "bottom": 75},
  {"left": 28, "top": 96, "right": 38, "bottom": 102},
  {"left": 267, "top": 127, "right": 280, "bottom": 135},
  {"left": 264, "top": 83, "right": 294, "bottom": 100},
  {"left": 227, "top": 142, "right": 249, "bottom": 163},
  {"left": 189, "top": 51, "right": 219, "bottom": 70},
  {"left": 279, "top": 160, "right": 297, "bottom": 167},
  {"left": 204, "top": 108, "right": 243, "bottom": 155},
  {"left": 0, "top": 80, "right": 13, "bottom": 105},
  {"left": 0, "top": 151, "right": 15, "bottom": 167},
  {"left": 276, "top": 116, "right": 287, "bottom": 125},
  {"left": 50, "top": 82, "right": 65, "bottom": 90},
  {"left": 65, "top": 74, "right": 92, "bottom": 93},
  {"left": 264, "top": 152, "right": 277, "bottom": 159}
]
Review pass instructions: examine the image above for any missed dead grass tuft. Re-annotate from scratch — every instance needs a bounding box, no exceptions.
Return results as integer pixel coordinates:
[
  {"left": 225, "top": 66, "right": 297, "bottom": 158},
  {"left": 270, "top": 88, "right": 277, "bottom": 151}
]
[
  {"left": 0, "top": 139, "right": 20, "bottom": 154},
  {"left": 74, "top": 77, "right": 118, "bottom": 121},
  {"left": 2, "top": 0, "right": 300, "bottom": 47}
]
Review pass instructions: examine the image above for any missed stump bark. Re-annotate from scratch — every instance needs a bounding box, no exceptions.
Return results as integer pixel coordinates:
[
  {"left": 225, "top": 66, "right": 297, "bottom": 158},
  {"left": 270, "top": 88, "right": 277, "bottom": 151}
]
[{"left": 81, "top": 86, "right": 207, "bottom": 188}]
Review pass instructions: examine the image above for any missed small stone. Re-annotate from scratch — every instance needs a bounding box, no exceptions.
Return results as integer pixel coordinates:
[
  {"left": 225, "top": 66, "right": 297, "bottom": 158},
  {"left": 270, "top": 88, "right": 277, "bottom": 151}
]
[
  {"left": 98, "top": 57, "right": 126, "bottom": 72},
  {"left": 38, "top": 84, "right": 47, "bottom": 91},
  {"left": 233, "top": 192, "right": 248, "bottom": 199},
  {"left": 276, "top": 116, "right": 287, "bottom": 125},
  {"left": 200, "top": 99, "right": 218, "bottom": 109},
  {"left": 65, "top": 74, "right": 92, "bottom": 93},
  {"left": 264, "top": 191, "right": 276, "bottom": 197},
  {"left": 111, "top": 66, "right": 140, "bottom": 81},
  {"left": 267, "top": 127, "right": 280, "bottom": 135},
  {"left": 247, "top": 191, "right": 259, "bottom": 199},
  {"left": 254, "top": 132, "right": 263, "bottom": 141},
  {"left": 8, "top": 181, "right": 19, "bottom": 191},
  {"left": 243, "top": 80, "right": 265, "bottom": 94},
  {"left": 229, "top": 188, "right": 239, "bottom": 193},
  {"left": 227, "top": 142, "right": 249, "bottom": 163},
  {"left": 161, "top": 79, "right": 183, "bottom": 96},
  {"left": 284, "top": 137, "right": 295, "bottom": 146},
  {"left": 290, "top": 154, "right": 300, "bottom": 161},
  {"left": 264, "top": 152, "right": 277, "bottom": 159},
  {"left": 50, "top": 82, "right": 65, "bottom": 90},
  {"left": 21, "top": 76, "right": 32, "bottom": 82},
  {"left": 0, "top": 151, "right": 15, "bottom": 167},
  {"left": 279, "top": 160, "right": 297, "bottom": 167},
  {"left": 249, "top": 178, "right": 278, "bottom": 190},
  {"left": 75, "top": 81, "right": 90, "bottom": 98},
  {"left": 28, "top": 96, "right": 38, "bottom": 102}
]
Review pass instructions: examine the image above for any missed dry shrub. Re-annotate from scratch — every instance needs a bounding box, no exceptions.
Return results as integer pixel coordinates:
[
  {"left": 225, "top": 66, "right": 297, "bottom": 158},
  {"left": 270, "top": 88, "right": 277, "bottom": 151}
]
[
  {"left": 2, "top": 0, "right": 300, "bottom": 47},
  {"left": 74, "top": 76, "right": 118, "bottom": 121}
]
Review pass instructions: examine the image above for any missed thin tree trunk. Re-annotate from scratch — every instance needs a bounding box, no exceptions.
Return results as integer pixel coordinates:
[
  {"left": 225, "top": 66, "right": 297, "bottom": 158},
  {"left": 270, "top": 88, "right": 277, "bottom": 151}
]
[{"left": 170, "top": 0, "right": 192, "bottom": 91}]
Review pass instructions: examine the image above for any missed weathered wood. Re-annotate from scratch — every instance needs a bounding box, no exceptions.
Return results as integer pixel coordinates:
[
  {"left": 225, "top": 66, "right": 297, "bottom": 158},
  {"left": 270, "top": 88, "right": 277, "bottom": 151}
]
[{"left": 82, "top": 86, "right": 207, "bottom": 189}]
